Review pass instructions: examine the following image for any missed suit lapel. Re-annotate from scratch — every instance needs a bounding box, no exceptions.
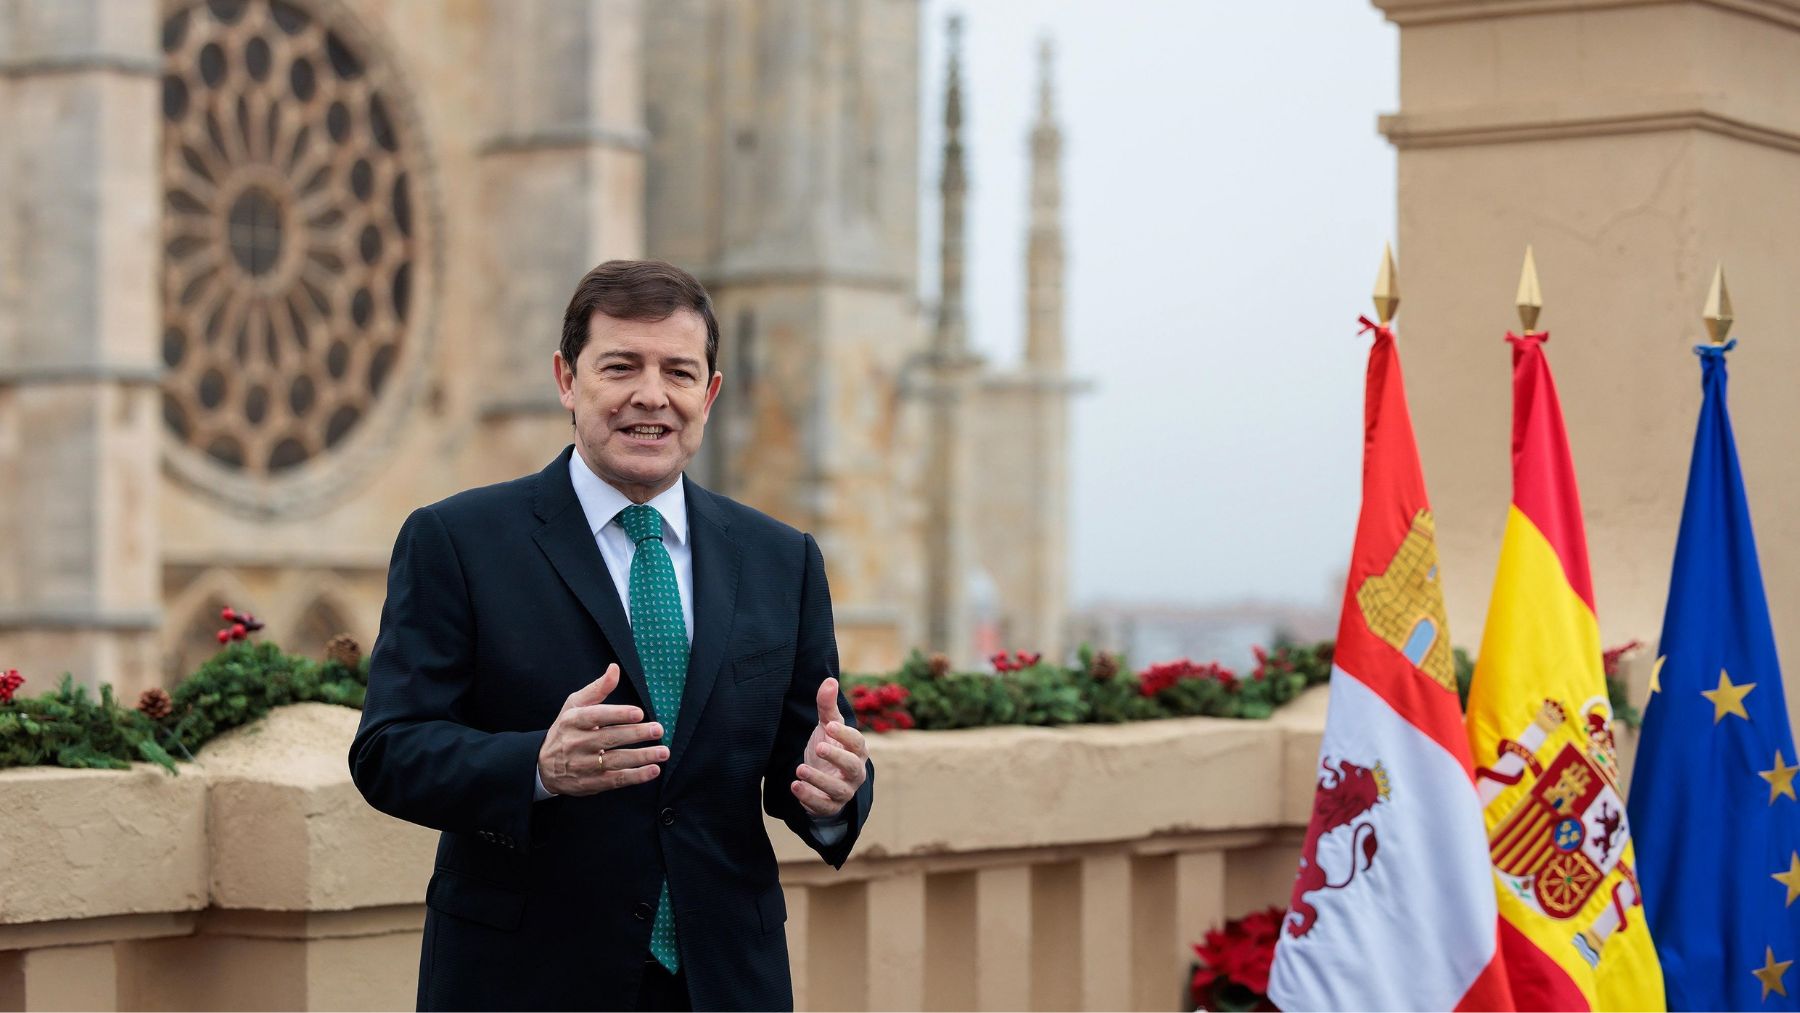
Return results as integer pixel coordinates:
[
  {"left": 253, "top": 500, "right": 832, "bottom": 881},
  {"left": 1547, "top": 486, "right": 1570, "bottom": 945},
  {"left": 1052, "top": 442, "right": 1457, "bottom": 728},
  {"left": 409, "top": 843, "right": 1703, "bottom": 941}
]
[
  {"left": 529, "top": 449, "right": 654, "bottom": 717},
  {"left": 666, "top": 481, "right": 740, "bottom": 781}
]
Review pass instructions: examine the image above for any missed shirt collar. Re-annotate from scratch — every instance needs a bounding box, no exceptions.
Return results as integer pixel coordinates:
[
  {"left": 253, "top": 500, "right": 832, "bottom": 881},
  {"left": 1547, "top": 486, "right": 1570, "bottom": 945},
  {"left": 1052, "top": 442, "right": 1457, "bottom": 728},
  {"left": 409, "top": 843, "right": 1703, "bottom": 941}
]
[{"left": 568, "top": 451, "right": 689, "bottom": 546}]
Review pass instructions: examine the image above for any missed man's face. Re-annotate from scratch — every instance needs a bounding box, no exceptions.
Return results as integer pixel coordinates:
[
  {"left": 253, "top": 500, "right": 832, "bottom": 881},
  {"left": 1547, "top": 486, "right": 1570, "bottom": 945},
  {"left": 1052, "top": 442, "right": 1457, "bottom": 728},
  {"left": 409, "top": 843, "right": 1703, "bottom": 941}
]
[{"left": 554, "top": 308, "right": 721, "bottom": 503}]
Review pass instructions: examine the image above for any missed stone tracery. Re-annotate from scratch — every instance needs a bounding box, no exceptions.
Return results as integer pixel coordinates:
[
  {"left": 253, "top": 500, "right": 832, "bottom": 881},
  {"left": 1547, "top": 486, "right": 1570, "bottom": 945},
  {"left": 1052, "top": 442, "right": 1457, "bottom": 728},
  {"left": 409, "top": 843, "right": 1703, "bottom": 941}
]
[{"left": 159, "top": 0, "right": 419, "bottom": 480}]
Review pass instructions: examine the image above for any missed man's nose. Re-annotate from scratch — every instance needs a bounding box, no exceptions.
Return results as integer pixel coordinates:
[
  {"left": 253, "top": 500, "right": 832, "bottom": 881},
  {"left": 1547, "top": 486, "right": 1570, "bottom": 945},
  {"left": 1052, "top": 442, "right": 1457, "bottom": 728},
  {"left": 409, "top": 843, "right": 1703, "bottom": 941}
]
[{"left": 628, "top": 372, "right": 670, "bottom": 410}]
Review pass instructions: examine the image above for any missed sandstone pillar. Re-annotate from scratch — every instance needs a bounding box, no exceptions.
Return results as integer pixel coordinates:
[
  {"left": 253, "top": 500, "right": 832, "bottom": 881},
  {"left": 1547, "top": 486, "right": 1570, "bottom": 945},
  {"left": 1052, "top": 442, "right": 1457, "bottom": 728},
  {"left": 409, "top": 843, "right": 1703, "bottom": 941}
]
[
  {"left": 643, "top": 0, "right": 926, "bottom": 671},
  {"left": 0, "top": 0, "right": 163, "bottom": 694},
  {"left": 473, "top": 0, "right": 646, "bottom": 487},
  {"left": 1378, "top": 0, "right": 1800, "bottom": 727}
]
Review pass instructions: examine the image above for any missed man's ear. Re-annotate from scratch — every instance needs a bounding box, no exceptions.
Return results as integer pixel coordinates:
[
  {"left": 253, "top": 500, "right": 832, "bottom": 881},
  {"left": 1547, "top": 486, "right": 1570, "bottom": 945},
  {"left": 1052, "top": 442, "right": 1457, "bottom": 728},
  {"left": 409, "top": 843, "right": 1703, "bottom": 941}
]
[
  {"left": 700, "top": 370, "right": 723, "bottom": 419},
  {"left": 553, "top": 350, "right": 576, "bottom": 411}
]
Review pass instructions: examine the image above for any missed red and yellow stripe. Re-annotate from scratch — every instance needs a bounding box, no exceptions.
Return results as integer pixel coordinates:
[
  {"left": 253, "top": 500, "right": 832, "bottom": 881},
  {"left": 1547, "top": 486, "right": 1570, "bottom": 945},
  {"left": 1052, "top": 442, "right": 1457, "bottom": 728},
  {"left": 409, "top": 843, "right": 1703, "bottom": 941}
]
[{"left": 1466, "top": 334, "right": 1666, "bottom": 1011}]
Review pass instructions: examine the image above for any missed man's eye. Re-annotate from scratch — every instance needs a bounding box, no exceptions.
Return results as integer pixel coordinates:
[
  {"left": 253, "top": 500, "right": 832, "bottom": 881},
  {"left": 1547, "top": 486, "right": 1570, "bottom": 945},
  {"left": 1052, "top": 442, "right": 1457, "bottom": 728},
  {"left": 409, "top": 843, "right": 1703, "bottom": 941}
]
[{"left": 604, "top": 364, "right": 631, "bottom": 374}]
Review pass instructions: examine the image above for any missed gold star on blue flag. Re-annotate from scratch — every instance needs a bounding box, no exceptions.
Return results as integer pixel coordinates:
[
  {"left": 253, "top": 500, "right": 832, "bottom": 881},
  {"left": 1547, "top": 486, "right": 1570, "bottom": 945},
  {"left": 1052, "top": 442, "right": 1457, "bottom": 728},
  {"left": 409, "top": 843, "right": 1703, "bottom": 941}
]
[{"left": 1628, "top": 339, "right": 1800, "bottom": 1010}]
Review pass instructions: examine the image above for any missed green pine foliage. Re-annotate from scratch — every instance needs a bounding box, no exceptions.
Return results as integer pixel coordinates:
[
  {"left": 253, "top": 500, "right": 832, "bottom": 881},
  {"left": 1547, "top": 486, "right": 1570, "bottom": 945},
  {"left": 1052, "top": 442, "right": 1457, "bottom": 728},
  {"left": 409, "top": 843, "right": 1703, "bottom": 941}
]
[
  {"left": 0, "top": 676, "right": 176, "bottom": 771},
  {"left": 844, "top": 640, "right": 1337, "bottom": 733},
  {"left": 0, "top": 627, "right": 1646, "bottom": 770},
  {"left": 161, "top": 642, "right": 367, "bottom": 756},
  {"left": 0, "top": 642, "right": 368, "bottom": 773}
]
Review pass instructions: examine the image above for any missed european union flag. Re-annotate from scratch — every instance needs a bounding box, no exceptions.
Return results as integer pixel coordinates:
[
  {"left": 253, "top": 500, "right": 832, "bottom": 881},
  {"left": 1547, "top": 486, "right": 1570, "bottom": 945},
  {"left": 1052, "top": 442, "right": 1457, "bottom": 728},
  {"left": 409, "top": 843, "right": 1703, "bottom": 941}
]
[{"left": 1629, "top": 339, "right": 1800, "bottom": 1010}]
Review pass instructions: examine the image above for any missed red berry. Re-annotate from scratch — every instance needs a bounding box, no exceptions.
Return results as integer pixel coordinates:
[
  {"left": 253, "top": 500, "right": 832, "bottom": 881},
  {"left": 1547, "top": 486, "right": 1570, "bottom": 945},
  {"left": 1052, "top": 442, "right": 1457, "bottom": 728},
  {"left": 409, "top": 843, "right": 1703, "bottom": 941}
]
[
  {"left": 221, "top": 607, "right": 236, "bottom": 622},
  {"left": 232, "top": 623, "right": 247, "bottom": 638},
  {"left": 217, "top": 629, "right": 231, "bottom": 643}
]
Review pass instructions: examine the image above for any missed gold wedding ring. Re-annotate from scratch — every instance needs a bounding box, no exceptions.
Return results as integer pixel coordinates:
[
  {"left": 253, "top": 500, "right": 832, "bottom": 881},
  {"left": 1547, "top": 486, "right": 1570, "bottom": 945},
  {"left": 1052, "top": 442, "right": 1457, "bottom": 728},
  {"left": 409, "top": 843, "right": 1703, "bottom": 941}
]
[{"left": 596, "top": 748, "right": 607, "bottom": 773}]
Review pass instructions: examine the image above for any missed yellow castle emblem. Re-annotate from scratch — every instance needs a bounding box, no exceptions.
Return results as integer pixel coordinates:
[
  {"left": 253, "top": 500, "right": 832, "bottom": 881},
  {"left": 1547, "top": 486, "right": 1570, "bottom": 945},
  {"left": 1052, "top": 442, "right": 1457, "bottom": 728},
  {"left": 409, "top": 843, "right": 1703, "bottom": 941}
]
[{"left": 1356, "top": 509, "right": 1456, "bottom": 690}]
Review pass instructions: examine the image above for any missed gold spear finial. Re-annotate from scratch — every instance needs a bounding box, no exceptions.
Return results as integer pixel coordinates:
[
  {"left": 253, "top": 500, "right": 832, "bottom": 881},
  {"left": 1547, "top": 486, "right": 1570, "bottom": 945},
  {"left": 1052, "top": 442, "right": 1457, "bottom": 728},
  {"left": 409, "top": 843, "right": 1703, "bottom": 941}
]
[
  {"left": 1372, "top": 243, "right": 1399, "bottom": 325},
  {"left": 1704, "top": 263, "right": 1734, "bottom": 344},
  {"left": 1516, "top": 245, "right": 1543, "bottom": 332}
]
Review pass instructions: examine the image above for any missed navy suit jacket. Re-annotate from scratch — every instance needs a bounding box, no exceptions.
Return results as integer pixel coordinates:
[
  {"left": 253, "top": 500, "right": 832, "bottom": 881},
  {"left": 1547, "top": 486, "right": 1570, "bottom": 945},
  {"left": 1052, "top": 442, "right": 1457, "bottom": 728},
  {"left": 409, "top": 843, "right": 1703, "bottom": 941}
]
[{"left": 349, "top": 447, "right": 873, "bottom": 1011}]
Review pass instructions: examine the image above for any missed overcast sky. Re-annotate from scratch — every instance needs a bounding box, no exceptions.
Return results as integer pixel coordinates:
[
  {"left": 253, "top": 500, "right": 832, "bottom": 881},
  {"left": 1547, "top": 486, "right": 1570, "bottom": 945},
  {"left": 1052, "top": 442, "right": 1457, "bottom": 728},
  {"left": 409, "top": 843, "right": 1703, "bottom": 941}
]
[{"left": 917, "top": 0, "right": 1400, "bottom": 609}]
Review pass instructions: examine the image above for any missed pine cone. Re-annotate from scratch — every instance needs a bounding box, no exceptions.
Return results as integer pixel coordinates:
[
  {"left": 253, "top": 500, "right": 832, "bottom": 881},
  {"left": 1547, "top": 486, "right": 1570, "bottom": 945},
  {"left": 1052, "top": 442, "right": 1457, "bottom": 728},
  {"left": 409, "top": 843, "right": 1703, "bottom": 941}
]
[
  {"left": 325, "top": 633, "right": 361, "bottom": 669},
  {"left": 137, "top": 687, "right": 173, "bottom": 720},
  {"left": 1090, "top": 651, "right": 1120, "bottom": 681},
  {"left": 927, "top": 653, "right": 952, "bottom": 679}
]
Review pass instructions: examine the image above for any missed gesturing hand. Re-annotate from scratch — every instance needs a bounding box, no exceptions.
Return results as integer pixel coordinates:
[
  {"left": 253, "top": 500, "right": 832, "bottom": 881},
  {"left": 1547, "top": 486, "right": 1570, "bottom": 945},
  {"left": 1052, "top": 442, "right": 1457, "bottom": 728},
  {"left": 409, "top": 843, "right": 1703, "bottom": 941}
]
[
  {"left": 790, "top": 677, "right": 869, "bottom": 818},
  {"left": 538, "top": 663, "right": 667, "bottom": 797}
]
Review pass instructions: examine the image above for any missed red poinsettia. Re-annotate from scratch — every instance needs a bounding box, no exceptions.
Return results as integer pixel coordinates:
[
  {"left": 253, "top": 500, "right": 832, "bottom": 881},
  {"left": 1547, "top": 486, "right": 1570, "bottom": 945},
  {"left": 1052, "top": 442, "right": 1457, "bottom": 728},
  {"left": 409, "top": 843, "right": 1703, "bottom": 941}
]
[
  {"left": 1601, "top": 639, "right": 1643, "bottom": 680},
  {"left": 989, "top": 649, "right": 1044, "bottom": 673},
  {"left": 848, "top": 681, "right": 912, "bottom": 734},
  {"left": 1190, "top": 905, "right": 1284, "bottom": 1011},
  {"left": 1250, "top": 645, "right": 1299, "bottom": 683},
  {"left": 1138, "top": 659, "right": 1239, "bottom": 697}
]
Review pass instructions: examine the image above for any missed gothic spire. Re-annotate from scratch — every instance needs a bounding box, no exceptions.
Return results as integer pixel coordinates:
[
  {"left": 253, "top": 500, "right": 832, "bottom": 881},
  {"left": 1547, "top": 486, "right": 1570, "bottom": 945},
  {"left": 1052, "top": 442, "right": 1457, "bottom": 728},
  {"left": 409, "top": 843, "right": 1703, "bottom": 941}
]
[
  {"left": 1025, "top": 35, "right": 1064, "bottom": 368},
  {"left": 935, "top": 15, "right": 968, "bottom": 357}
]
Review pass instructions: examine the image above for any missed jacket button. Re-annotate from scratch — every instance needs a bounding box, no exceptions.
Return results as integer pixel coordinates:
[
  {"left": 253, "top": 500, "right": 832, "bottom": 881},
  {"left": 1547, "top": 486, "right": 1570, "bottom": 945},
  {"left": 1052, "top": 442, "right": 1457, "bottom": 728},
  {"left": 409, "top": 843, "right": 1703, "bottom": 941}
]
[
  {"left": 660, "top": 808, "right": 676, "bottom": 827},
  {"left": 633, "top": 902, "right": 653, "bottom": 921}
]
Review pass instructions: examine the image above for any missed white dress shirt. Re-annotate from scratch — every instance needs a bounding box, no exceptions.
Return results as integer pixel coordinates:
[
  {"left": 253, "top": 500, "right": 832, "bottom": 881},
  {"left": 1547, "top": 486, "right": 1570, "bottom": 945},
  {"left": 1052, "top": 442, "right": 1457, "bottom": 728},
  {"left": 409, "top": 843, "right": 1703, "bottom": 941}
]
[
  {"left": 536, "top": 454, "right": 848, "bottom": 840},
  {"left": 569, "top": 452, "right": 696, "bottom": 640}
]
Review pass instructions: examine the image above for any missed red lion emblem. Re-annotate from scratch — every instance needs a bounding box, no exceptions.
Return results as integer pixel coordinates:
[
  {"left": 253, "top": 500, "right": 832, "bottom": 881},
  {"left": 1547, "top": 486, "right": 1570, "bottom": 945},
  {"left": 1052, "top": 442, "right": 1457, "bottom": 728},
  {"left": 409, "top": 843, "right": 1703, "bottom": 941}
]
[{"left": 1285, "top": 757, "right": 1389, "bottom": 938}]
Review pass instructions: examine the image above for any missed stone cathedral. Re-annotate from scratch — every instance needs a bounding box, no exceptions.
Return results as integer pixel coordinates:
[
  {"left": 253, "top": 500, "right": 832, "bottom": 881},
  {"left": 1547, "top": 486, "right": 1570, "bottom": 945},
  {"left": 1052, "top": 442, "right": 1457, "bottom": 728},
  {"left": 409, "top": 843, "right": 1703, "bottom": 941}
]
[{"left": 0, "top": 0, "right": 1077, "bottom": 696}]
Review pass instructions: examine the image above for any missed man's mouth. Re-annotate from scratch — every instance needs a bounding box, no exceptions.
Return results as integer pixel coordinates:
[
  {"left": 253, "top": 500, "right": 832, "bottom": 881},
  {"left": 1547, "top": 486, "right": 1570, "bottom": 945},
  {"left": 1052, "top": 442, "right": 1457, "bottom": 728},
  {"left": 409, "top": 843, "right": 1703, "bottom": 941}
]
[{"left": 621, "top": 424, "right": 671, "bottom": 441}]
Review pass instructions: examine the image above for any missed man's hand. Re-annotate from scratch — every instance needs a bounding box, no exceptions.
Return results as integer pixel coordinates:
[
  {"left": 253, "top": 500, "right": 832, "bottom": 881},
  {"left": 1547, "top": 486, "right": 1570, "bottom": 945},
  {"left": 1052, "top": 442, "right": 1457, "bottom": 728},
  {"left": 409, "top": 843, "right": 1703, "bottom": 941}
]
[
  {"left": 538, "top": 664, "right": 666, "bottom": 797},
  {"left": 790, "top": 677, "right": 869, "bottom": 819}
]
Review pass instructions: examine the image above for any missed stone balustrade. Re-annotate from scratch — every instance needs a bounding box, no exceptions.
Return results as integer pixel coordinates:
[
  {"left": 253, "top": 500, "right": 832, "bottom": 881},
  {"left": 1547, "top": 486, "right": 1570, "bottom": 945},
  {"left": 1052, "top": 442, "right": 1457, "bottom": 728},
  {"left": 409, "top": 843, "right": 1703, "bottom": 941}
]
[{"left": 0, "top": 690, "right": 1326, "bottom": 1011}]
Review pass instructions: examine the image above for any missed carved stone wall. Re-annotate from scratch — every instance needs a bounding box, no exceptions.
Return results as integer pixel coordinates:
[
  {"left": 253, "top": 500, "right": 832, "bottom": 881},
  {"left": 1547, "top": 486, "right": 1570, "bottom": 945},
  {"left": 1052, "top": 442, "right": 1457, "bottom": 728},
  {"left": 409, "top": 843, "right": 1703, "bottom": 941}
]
[
  {"left": 154, "top": 0, "right": 647, "bottom": 688},
  {"left": 158, "top": 0, "right": 430, "bottom": 502}
]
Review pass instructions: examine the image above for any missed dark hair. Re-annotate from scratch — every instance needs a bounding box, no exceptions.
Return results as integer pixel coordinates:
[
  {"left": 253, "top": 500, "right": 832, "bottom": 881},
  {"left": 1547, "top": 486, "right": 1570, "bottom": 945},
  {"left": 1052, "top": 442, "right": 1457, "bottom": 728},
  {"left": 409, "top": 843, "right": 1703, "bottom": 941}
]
[{"left": 559, "top": 259, "right": 720, "bottom": 377}]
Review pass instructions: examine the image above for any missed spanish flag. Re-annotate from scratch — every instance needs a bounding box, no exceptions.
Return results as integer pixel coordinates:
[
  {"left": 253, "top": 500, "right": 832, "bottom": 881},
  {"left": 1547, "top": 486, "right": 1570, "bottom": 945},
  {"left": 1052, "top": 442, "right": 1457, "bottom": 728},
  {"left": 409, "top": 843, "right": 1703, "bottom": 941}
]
[{"left": 1465, "top": 330, "right": 1665, "bottom": 1010}]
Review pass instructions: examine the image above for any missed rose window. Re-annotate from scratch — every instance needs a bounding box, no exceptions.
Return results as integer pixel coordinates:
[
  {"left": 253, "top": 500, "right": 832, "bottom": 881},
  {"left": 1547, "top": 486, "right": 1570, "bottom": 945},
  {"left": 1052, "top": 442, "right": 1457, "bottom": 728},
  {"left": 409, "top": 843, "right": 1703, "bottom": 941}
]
[{"left": 159, "top": 0, "right": 428, "bottom": 490}]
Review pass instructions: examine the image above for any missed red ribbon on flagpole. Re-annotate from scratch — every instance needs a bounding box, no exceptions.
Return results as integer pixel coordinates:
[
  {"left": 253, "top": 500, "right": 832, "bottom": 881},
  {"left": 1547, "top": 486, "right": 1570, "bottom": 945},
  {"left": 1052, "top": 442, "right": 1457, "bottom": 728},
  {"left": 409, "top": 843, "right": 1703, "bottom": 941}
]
[{"left": 1357, "top": 315, "right": 1394, "bottom": 342}]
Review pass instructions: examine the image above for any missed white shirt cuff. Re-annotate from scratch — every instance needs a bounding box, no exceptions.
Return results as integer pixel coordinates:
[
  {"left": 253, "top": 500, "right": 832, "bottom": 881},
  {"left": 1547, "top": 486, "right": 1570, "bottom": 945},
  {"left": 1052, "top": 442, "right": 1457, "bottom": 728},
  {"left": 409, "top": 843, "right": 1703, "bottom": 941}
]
[{"left": 809, "top": 810, "right": 849, "bottom": 845}]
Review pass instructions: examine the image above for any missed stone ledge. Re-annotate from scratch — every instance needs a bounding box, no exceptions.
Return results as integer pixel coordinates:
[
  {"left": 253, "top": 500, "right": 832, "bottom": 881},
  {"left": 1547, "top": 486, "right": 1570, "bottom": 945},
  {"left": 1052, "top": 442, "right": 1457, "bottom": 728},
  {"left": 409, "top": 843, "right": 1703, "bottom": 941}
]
[
  {"left": 0, "top": 764, "right": 207, "bottom": 925},
  {"left": 1374, "top": 0, "right": 1800, "bottom": 31},
  {"left": 0, "top": 689, "right": 1327, "bottom": 925},
  {"left": 1380, "top": 95, "right": 1800, "bottom": 155}
]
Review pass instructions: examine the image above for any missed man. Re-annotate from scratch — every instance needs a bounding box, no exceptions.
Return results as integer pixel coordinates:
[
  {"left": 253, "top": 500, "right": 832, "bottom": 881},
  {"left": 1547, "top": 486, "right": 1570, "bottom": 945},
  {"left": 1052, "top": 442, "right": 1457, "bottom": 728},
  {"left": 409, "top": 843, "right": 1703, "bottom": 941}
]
[{"left": 349, "top": 260, "right": 874, "bottom": 1012}]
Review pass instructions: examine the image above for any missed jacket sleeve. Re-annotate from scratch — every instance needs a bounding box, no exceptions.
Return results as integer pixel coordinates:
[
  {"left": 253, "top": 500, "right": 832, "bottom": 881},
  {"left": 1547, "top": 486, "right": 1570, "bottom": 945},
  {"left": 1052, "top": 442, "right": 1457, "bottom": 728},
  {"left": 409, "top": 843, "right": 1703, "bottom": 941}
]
[
  {"left": 762, "top": 532, "right": 873, "bottom": 868},
  {"left": 348, "top": 505, "right": 548, "bottom": 849}
]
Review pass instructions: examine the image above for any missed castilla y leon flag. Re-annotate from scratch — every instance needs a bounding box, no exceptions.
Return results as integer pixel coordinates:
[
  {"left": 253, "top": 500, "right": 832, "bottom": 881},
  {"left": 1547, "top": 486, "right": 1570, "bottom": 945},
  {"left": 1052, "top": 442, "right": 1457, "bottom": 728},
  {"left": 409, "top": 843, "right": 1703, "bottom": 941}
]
[
  {"left": 1268, "top": 317, "right": 1513, "bottom": 1012},
  {"left": 1465, "top": 330, "right": 1665, "bottom": 1010}
]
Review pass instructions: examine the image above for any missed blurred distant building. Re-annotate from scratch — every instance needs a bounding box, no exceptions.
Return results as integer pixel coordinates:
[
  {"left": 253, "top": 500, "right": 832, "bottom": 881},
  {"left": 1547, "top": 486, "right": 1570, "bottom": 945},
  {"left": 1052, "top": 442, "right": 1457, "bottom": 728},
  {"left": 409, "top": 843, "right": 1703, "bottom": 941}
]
[
  {"left": 1068, "top": 600, "right": 1338, "bottom": 673},
  {"left": 0, "top": 0, "right": 1077, "bottom": 692},
  {"left": 921, "top": 23, "right": 1086, "bottom": 666}
]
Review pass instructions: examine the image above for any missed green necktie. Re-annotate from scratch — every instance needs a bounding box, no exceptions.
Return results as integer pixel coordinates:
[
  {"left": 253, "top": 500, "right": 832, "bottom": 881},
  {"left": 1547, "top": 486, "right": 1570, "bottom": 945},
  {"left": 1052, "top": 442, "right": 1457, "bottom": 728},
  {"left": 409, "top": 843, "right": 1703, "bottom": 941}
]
[{"left": 619, "top": 504, "right": 689, "bottom": 973}]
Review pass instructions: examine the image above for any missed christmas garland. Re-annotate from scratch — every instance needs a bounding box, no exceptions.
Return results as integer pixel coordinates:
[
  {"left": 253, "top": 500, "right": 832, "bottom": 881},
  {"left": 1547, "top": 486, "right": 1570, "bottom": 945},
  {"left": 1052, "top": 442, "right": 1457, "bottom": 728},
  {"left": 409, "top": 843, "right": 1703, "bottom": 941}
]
[
  {"left": 842, "top": 642, "right": 1337, "bottom": 732},
  {"left": 0, "top": 607, "right": 1642, "bottom": 772},
  {"left": 0, "top": 608, "right": 366, "bottom": 772}
]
